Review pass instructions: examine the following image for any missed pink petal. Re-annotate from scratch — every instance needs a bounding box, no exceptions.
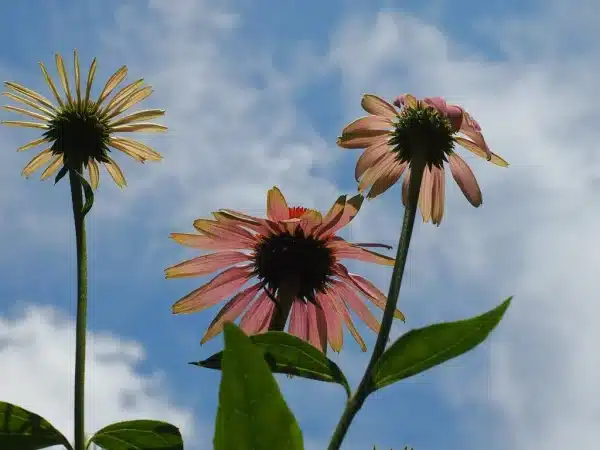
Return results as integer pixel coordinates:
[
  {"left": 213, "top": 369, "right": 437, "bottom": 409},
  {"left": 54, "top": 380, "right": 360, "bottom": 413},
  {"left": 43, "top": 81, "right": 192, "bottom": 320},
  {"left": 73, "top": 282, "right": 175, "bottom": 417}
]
[
  {"left": 337, "top": 130, "right": 391, "bottom": 149},
  {"left": 393, "top": 94, "right": 417, "bottom": 108},
  {"left": 455, "top": 136, "right": 509, "bottom": 167},
  {"left": 326, "top": 287, "right": 367, "bottom": 351},
  {"left": 328, "top": 240, "right": 395, "bottom": 266},
  {"left": 418, "top": 165, "right": 434, "bottom": 223},
  {"left": 267, "top": 186, "right": 290, "bottom": 221},
  {"left": 431, "top": 166, "right": 445, "bottom": 226},
  {"left": 343, "top": 116, "right": 393, "bottom": 134},
  {"left": 216, "top": 209, "right": 273, "bottom": 234},
  {"left": 165, "top": 251, "right": 250, "bottom": 278},
  {"left": 193, "top": 219, "right": 258, "bottom": 246},
  {"left": 201, "top": 283, "right": 262, "bottom": 343},
  {"left": 367, "top": 161, "right": 407, "bottom": 199},
  {"left": 239, "top": 292, "right": 276, "bottom": 334},
  {"left": 355, "top": 137, "right": 391, "bottom": 181},
  {"left": 169, "top": 233, "right": 252, "bottom": 250},
  {"left": 315, "top": 293, "right": 343, "bottom": 352},
  {"left": 423, "top": 97, "right": 449, "bottom": 115},
  {"left": 401, "top": 166, "right": 412, "bottom": 206},
  {"left": 332, "top": 281, "right": 380, "bottom": 333},
  {"left": 448, "top": 151, "right": 482, "bottom": 207},
  {"left": 306, "top": 301, "right": 328, "bottom": 352},
  {"left": 288, "top": 300, "right": 308, "bottom": 341},
  {"left": 318, "top": 194, "right": 364, "bottom": 238},
  {"left": 361, "top": 94, "right": 398, "bottom": 119},
  {"left": 358, "top": 152, "right": 397, "bottom": 194},
  {"left": 171, "top": 266, "right": 252, "bottom": 314}
]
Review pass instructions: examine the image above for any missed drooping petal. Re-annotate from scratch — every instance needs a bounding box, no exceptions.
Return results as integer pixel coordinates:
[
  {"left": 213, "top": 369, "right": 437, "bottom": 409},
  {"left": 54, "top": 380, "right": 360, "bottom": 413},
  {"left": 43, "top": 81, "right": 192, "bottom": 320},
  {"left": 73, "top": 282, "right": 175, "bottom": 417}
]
[
  {"left": 423, "top": 97, "right": 448, "bottom": 115},
  {"left": 315, "top": 293, "right": 343, "bottom": 352},
  {"left": 401, "top": 166, "right": 412, "bottom": 206},
  {"left": 109, "top": 137, "right": 163, "bottom": 162},
  {"left": 326, "top": 288, "right": 367, "bottom": 351},
  {"left": 266, "top": 186, "right": 289, "bottom": 221},
  {"left": 358, "top": 152, "right": 397, "bottom": 194},
  {"left": 332, "top": 281, "right": 380, "bottom": 333},
  {"left": 344, "top": 272, "right": 405, "bottom": 321},
  {"left": 454, "top": 137, "right": 509, "bottom": 167},
  {"left": 171, "top": 266, "right": 252, "bottom": 314},
  {"left": 22, "top": 148, "right": 53, "bottom": 177},
  {"left": 17, "top": 136, "right": 49, "bottom": 152},
  {"left": 306, "top": 301, "right": 328, "bottom": 352},
  {"left": 39, "top": 154, "right": 64, "bottom": 180},
  {"left": 328, "top": 240, "right": 395, "bottom": 265},
  {"left": 239, "top": 292, "right": 275, "bottom": 334},
  {"left": 367, "top": 160, "right": 407, "bottom": 199},
  {"left": 355, "top": 137, "right": 391, "bottom": 181},
  {"left": 337, "top": 130, "right": 391, "bottom": 149},
  {"left": 201, "top": 283, "right": 262, "bottom": 343},
  {"left": 215, "top": 209, "right": 271, "bottom": 234},
  {"left": 319, "top": 194, "right": 364, "bottom": 238},
  {"left": 361, "top": 94, "right": 398, "bottom": 119},
  {"left": 288, "top": 300, "right": 309, "bottom": 342},
  {"left": 169, "top": 233, "right": 253, "bottom": 250},
  {"left": 418, "top": 165, "right": 434, "bottom": 223},
  {"left": 192, "top": 219, "right": 258, "bottom": 246},
  {"left": 165, "top": 251, "right": 250, "bottom": 278},
  {"left": 88, "top": 160, "right": 100, "bottom": 190},
  {"left": 102, "top": 156, "right": 127, "bottom": 188},
  {"left": 447, "top": 151, "right": 482, "bottom": 207},
  {"left": 431, "top": 166, "right": 445, "bottom": 225},
  {"left": 342, "top": 116, "right": 393, "bottom": 134}
]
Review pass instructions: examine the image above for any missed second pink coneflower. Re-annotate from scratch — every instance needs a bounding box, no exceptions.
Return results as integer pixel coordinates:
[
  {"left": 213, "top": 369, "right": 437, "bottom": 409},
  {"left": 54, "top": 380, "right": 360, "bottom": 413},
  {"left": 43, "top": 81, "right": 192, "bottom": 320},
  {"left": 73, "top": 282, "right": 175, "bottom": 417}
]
[
  {"left": 338, "top": 94, "right": 508, "bottom": 225},
  {"left": 166, "top": 187, "right": 404, "bottom": 353}
]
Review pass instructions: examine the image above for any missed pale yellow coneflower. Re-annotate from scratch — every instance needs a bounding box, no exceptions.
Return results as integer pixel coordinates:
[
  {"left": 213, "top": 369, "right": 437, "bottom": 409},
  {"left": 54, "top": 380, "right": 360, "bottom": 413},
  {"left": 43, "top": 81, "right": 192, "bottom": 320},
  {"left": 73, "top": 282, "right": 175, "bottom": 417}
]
[{"left": 2, "top": 50, "right": 167, "bottom": 188}]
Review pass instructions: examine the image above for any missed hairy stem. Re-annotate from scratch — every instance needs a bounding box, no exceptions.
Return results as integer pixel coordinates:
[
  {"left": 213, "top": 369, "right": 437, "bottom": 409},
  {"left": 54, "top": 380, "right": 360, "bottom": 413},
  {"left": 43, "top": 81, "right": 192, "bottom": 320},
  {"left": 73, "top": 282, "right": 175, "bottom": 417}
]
[
  {"left": 327, "top": 160, "right": 425, "bottom": 450},
  {"left": 69, "top": 169, "right": 88, "bottom": 450}
]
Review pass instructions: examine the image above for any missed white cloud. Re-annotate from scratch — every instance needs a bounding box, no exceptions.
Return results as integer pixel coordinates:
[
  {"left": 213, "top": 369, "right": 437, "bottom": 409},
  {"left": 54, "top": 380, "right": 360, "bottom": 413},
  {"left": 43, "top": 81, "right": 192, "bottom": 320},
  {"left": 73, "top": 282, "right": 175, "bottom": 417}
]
[
  {"left": 329, "top": 4, "right": 600, "bottom": 450},
  {"left": 0, "top": 304, "right": 201, "bottom": 449}
]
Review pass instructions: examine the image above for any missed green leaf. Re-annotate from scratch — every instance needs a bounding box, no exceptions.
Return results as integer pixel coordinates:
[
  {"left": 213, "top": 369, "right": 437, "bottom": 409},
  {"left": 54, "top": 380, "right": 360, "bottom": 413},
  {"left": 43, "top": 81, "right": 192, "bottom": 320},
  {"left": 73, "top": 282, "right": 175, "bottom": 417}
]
[
  {"left": 0, "top": 401, "right": 72, "bottom": 450},
  {"left": 88, "top": 420, "right": 183, "bottom": 450},
  {"left": 372, "top": 297, "right": 512, "bottom": 391},
  {"left": 192, "top": 331, "right": 351, "bottom": 397},
  {"left": 214, "top": 323, "right": 303, "bottom": 450}
]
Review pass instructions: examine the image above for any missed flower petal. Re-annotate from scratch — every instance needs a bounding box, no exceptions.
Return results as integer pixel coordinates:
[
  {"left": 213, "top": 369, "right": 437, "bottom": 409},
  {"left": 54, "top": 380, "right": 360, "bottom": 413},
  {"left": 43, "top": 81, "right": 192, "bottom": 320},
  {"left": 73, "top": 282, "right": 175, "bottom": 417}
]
[
  {"left": 4, "top": 82, "right": 56, "bottom": 111},
  {"left": 332, "top": 281, "right": 380, "bottom": 333},
  {"left": 239, "top": 292, "right": 275, "bottom": 334},
  {"left": 102, "top": 156, "right": 127, "bottom": 188},
  {"left": 315, "top": 293, "right": 343, "bottom": 352},
  {"left": 84, "top": 58, "right": 97, "bottom": 104},
  {"left": 111, "top": 122, "right": 167, "bottom": 133},
  {"left": 171, "top": 266, "right": 252, "bottom": 314},
  {"left": 192, "top": 219, "right": 257, "bottom": 245},
  {"left": 2, "top": 120, "right": 49, "bottom": 129},
  {"left": 169, "top": 233, "right": 252, "bottom": 250},
  {"left": 2, "top": 105, "right": 51, "bottom": 122},
  {"left": 418, "top": 165, "right": 434, "bottom": 222},
  {"left": 267, "top": 186, "right": 289, "bottom": 221},
  {"left": 107, "top": 86, "right": 153, "bottom": 118},
  {"left": 337, "top": 130, "right": 391, "bottom": 149},
  {"left": 361, "top": 94, "right": 398, "bottom": 119},
  {"left": 355, "top": 136, "right": 391, "bottom": 181},
  {"left": 448, "top": 151, "right": 482, "bottom": 207},
  {"left": 17, "top": 137, "right": 49, "bottom": 152},
  {"left": 342, "top": 116, "right": 393, "bottom": 135},
  {"left": 22, "top": 148, "right": 53, "bottom": 177},
  {"left": 401, "top": 165, "right": 411, "bottom": 206},
  {"left": 40, "top": 154, "right": 64, "bottom": 180},
  {"left": 454, "top": 137, "right": 509, "bottom": 167},
  {"left": 318, "top": 194, "right": 363, "bottom": 238},
  {"left": 39, "top": 62, "right": 64, "bottom": 107},
  {"left": 288, "top": 300, "right": 308, "bottom": 342},
  {"left": 109, "top": 137, "right": 163, "bottom": 162},
  {"left": 97, "top": 65, "right": 128, "bottom": 106},
  {"left": 88, "top": 160, "right": 100, "bottom": 190},
  {"left": 345, "top": 273, "right": 404, "bottom": 321},
  {"left": 393, "top": 94, "right": 417, "bottom": 108},
  {"left": 329, "top": 241, "right": 395, "bottom": 265},
  {"left": 3, "top": 92, "right": 55, "bottom": 116},
  {"left": 431, "top": 166, "right": 445, "bottom": 225},
  {"left": 201, "top": 283, "right": 262, "bottom": 343},
  {"left": 73, "top": 50, "right": 82, "bottom": 104},
  {"left": 327, "top": 288, "right": 367, "bottom": 352},
  {"left": 109, "top": 109, "right": 165, "bottom": 127},
  {"left": 367, "top": 161, "right": 407, "bottom": 199},
  {"left": 358, "top": 152, "right": 397, "bottom": 194},
  {"left": 165, "top": 251, "right": 250, "bottom": 278},
  {"left": 306, "top": 301, "right": 328, "bottom": 352},
  {"left": 55, "top": 53, "right": 73, "bottom": 104},
  {"left": 102, "top": 79, "right": 145, "bottom": 115}
]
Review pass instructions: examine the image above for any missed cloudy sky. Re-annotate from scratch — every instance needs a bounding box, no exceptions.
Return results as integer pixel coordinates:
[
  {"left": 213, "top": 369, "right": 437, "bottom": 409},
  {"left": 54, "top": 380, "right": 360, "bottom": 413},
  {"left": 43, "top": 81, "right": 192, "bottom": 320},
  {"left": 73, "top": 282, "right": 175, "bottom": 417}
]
[{"left": 1, "top": 0, "right": 598, "bottom": 449}]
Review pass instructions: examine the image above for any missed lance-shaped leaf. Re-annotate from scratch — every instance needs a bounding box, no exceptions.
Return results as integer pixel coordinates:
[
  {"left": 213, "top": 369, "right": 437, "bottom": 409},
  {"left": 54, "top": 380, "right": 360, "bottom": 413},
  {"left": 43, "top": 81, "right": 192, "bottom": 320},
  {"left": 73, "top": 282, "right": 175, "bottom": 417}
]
[
  {"left": 192, "top": 331, "right": 351, "bottom": 397},
  {"left": 214, "top": 323, "right": 303, "bottom": 450},
  {"left": 88, "top": 420, "right": 183, "bottom": 450},
  {"left": 0, "top": 401, "right": 72, "bottom": 449},
  {"left": 372, "top": 297, "right": 512, "bottom": 391}
]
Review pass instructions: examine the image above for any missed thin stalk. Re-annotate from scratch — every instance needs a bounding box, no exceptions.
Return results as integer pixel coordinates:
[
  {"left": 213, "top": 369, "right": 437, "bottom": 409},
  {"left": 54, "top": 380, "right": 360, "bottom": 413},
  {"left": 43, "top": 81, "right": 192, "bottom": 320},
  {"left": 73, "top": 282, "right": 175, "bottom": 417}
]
[
  {"left": 327, "top": 160, "right": 426, "bottom": 450},
  {"left": 69, "top": 169, "right": 88, "bottom": 450},
  {"left": 268, "top": 280, "right": 298, "bottom": 331}
]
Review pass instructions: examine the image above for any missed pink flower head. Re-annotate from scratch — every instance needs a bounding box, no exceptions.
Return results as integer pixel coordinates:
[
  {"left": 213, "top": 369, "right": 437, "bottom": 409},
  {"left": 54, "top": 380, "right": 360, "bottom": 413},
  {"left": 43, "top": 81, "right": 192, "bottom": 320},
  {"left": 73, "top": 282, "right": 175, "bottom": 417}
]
[
  {"left": 338, "top": 94, "right": 509, "bottom": 225},
  {"left": 166, "top": 187, "right": 404, "bottom": 353}
]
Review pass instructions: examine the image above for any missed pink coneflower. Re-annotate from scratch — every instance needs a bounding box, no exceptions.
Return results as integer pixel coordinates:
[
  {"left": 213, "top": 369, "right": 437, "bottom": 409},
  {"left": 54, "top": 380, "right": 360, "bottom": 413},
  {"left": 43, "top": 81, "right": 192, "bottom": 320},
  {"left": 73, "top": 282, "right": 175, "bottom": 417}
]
[
  {"left": 166, "top": 187, "right": 404, "bottom": 353},
  {"left": 337, "top": 94, "right": 508, "bottom": 225}
]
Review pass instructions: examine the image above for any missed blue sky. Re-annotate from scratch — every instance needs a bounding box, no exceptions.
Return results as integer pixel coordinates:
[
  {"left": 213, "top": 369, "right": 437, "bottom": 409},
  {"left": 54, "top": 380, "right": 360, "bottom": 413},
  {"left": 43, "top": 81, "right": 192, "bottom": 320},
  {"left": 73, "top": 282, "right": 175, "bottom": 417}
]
[{"left": 1, "top": 0, "right": 599, "bottom": 449}]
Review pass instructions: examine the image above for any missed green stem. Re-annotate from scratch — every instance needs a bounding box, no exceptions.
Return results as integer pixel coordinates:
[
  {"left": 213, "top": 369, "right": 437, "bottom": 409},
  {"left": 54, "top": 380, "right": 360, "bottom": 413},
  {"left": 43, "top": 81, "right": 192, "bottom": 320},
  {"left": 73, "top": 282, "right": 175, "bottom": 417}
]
[
  {"left": 327, "top": 160, "right": 425, "bottom": 450},
  {"left": 69, "top": 169, "right": 88, "bottom": 450},
  {"left": 268, "top": 280, "right": 298, "bottom": 331}
]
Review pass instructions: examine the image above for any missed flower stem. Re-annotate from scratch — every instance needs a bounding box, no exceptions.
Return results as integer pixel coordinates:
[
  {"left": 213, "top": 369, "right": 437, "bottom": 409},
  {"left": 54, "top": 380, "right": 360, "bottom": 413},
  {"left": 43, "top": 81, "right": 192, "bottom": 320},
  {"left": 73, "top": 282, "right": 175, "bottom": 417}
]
[
  {"left": 69, "top": 169, "right": 88, "bottom": 450},
  {"left": 268, "top": 280, "right": 298, "bottom": 331},
  {"left": 327, "top": 160, "right": 425, "bottom": 450}
]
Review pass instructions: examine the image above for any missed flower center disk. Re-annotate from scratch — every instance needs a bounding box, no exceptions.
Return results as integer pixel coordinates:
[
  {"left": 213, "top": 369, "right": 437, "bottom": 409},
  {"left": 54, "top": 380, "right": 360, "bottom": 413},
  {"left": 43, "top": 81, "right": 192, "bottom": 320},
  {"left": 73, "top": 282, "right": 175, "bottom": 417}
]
[{"left": 253, "top": 229, "right": 334, "bottom": 302}]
